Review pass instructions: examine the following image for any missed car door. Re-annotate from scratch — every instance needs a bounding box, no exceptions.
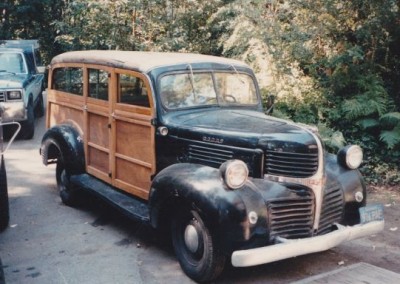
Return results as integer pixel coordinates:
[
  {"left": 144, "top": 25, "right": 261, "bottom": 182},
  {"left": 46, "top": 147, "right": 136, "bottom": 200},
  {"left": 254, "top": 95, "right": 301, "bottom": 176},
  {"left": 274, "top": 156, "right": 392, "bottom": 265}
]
[
  {"left": 85, "top": 66, "right": 112, "bottom": 183},
  {"left": 110, "top": 70, "right": 156, "bottom": 200}
]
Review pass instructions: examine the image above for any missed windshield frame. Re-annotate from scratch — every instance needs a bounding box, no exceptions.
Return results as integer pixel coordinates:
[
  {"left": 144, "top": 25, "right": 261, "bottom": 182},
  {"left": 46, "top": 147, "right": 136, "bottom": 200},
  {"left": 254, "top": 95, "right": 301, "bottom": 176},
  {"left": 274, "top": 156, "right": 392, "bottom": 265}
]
[{"left": 157, "top": 69, "right": 260, "bottom": 111}]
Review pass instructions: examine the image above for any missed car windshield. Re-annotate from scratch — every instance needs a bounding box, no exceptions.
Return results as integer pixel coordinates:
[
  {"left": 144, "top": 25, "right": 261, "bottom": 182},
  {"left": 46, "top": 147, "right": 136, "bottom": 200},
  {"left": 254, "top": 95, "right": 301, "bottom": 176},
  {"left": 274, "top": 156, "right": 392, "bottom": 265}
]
[
  {"left": 159, "top": 71, "right": 258, "bottom": 109},
  {"left": 0, "top": 52, "right": 27, "bottom": 74}
]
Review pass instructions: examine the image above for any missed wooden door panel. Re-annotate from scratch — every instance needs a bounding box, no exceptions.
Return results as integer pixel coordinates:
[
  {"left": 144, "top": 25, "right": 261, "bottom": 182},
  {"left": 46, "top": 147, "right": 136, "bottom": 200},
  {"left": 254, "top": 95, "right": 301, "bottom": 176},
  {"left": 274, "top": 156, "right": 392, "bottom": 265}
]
[
  {"left": 112, "top": 114, "right": 154, "bottom": 200},
  {"left": 88, "top": 113, "right": 109, "bottom": 148},
  {"left": 86, "top": 98, "right": 110, "bottom": 182},
  {"left": 114, "top": 158, "right": 152, "bottom": 199},
  {"left": 115, "top": 120, "right": 153, "bottom": 164}
]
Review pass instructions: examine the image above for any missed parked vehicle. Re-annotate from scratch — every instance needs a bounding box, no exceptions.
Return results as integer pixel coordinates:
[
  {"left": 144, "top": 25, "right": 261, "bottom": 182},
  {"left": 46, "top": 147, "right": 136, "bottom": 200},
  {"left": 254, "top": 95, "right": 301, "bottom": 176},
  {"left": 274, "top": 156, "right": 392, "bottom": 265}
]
[
  {"left": 0, "top": 40, "right": 45, "bottom": 139},
  {"left": 40, "top": 51, "right": 384, "bottom": 282},
  {"left": 0, "top": 120, "right": 20, "bottom": 232}
]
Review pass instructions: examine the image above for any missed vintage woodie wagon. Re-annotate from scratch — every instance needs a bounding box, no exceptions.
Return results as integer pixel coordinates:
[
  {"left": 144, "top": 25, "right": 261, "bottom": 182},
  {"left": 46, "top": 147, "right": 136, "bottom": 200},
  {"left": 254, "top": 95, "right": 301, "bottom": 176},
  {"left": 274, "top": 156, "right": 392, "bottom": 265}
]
[{"left": 40, "top": 50, "right": 384, "bottom": 282}]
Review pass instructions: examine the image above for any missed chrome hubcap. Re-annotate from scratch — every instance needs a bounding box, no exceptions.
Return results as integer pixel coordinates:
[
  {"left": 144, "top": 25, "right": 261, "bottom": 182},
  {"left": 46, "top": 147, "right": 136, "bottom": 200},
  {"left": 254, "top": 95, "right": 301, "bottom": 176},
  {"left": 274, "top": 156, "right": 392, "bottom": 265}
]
[{"left": 184, "top": 224, "right": 199, "bottom": 253}]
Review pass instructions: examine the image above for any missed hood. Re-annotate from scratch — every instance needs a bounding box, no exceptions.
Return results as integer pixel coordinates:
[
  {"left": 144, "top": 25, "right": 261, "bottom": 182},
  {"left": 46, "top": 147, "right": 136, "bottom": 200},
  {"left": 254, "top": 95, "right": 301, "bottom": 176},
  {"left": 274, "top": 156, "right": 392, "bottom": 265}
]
[
  {"left": 163, "top": 109, "right": 318, "bottom": 151},
  {"left": 0, "top": 73, "right": 27, "bottom": 89}
]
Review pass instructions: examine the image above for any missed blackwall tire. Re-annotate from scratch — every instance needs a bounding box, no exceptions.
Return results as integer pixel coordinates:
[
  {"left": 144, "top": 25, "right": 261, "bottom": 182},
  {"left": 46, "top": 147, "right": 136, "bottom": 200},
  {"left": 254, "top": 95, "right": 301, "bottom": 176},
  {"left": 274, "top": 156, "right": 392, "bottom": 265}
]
[
  {"left": 19, "top": 102, "right": 35, "bottom": 140},
  {"left": 0, "top": 155, "right": 9, "bottom": 232},
  {"left": 56, "top": 158, "right": 79, "bottom": 207},
  {"left": 171, "top": 208, "right": 226, "bottom": 283},
  {"left": 35, "top": 91, "right": 45, "bottom": 118}
]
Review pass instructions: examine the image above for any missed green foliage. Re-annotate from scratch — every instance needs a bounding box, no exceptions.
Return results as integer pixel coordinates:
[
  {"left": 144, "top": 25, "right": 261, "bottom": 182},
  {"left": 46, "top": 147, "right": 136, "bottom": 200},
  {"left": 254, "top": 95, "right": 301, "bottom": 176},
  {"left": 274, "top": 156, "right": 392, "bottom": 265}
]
[{"left": 2, "top": 0, "right": 400, "bottom": 184}]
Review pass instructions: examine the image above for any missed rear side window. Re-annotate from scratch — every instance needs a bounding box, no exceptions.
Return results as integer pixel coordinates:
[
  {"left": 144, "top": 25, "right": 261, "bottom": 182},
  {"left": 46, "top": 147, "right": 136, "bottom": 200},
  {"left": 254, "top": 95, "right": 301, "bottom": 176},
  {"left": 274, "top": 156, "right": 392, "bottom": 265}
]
[
  {"left": 88, "top": 69, "right": 109, "bottom": 101},
  {"left": 52, "top": 67, "right": 83, "bottom": 96},
  {"left": 118, "top": 73, "right": 150, "bottom": 107}
]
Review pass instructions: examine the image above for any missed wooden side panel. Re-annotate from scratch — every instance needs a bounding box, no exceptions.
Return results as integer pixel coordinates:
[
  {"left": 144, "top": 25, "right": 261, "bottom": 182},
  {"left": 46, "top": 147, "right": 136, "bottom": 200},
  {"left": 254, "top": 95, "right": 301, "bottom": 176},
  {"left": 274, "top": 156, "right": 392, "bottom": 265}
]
[
  {"left": 47, "top": 90, "right": 84, "bottom": 129},
  {"left": 113, "top": 115, "right": 154, "bottom": 200},
  {"left": 86, "top": 95, "right": 111, "bottom": 182},
  {"left": 115, "top": 120, "right": 152, "bottom": 164}
]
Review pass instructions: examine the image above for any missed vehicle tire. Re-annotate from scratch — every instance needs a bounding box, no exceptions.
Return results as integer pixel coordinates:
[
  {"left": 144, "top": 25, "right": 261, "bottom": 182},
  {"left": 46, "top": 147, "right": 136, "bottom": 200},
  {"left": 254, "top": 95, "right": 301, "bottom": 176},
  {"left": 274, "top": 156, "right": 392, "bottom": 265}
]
[
  {"left": 19, "top": 101, "right": 35, "bottom": 140},
  {"left": 34, "top": 91, "right": 45, "bottom": 118},
  {"left": 0, "top": 155, "right": 9, "bottom": 232},
  {"left": 171, "top": 207, "right": 226, "bottom": 282},
  {"left": 56, "top": 157, "right": 79, "bottom": 207}
]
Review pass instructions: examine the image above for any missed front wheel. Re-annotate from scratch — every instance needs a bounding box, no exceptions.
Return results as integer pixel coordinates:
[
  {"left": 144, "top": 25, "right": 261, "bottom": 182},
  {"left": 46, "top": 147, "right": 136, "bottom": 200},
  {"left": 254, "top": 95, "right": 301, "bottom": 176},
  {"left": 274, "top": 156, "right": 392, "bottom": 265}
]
[
  {"left": 171, "top": 208, "right": 226, "bottom": 282},
  {"left": 56, "top": 158, "right": 79, "bottom": 206},
  {"left": 19, "top": 102, "right": 35, "bottom": 140}
]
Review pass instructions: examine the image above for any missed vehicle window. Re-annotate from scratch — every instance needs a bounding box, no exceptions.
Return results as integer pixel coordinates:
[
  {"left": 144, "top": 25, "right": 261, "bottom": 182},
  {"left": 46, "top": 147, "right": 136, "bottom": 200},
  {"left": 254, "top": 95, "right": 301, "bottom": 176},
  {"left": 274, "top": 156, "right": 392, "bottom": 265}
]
[
  {"left": 160, "top": 73, "right": 217, "bottom": 109},
  {"left": 52, "top": 67, "right": 83, "bottom": 96},
  {"left": 88, "top": 69, "right": 109, "bottom": 101},
  {"left": 214, "top": 73, "right": 258, "bottom": 105},
  {"left": 118, "top": 73, "right": 150, "bottom": 107},
  {"left": 160, "top": 72, "right": 258, "bottom": 109},
  {"left": 0, "top": 52, "right": 26, "bottom": 73}
]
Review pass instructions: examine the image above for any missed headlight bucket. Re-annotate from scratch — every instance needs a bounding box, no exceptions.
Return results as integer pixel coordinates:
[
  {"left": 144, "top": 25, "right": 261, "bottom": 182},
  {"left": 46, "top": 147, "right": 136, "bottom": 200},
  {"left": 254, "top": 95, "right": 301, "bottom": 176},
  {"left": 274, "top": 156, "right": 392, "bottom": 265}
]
[
  {"left": 220, "top": 160, "right": 249, "bottom": 189},
  {"left": 7, "top": 90, "right": 22, "bottom": 100},
  {"left": 337, "top": 145, "right": 363, "bottom": 170}
]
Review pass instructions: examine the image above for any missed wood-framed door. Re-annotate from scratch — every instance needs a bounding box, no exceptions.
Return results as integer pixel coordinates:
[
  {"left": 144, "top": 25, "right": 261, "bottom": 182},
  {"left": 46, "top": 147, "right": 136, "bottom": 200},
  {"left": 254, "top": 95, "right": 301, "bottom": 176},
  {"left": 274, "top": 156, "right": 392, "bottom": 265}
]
[
  {"left": 84, "top": 65, "right": 113, "bottom": 184},
  {"left": 110, "top": 69, "right": 156, "bottom": 200}
]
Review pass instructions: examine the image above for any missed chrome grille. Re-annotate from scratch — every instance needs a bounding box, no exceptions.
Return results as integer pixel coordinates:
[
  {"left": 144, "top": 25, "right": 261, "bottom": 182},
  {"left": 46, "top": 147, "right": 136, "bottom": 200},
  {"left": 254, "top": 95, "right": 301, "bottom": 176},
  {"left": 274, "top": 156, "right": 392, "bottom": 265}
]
[
  {"left": 268, "top": 187, "right": 314, "bottom": 240},
  {"left": 265, "top": 150, "right": 318, "bottom": 178},
  {"left": 188, "top": 144, "right": 233, "bottom": 166},
  {"left": 0, "top": 92, "right": 5, "bottom": 102},
  {"left": 317, "top": 183, "right": 344, "bottom": 235}
]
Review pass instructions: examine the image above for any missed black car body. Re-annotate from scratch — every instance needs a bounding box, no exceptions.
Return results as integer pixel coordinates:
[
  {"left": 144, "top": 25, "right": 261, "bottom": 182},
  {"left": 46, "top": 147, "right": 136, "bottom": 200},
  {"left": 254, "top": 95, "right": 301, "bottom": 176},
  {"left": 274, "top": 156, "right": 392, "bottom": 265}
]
[{"left": 40, "top": 51, "right": 384, "bottom": 282}]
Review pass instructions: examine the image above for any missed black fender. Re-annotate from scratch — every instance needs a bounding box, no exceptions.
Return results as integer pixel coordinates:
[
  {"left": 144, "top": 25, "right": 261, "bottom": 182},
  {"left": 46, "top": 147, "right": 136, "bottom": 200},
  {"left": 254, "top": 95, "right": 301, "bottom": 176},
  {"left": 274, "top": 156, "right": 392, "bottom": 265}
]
[
  {"left": 149, "top": 163, "right": 272, "bottom": 253},
  {"left": 40, "top": 122, "right": 85, "bottom": 175}
]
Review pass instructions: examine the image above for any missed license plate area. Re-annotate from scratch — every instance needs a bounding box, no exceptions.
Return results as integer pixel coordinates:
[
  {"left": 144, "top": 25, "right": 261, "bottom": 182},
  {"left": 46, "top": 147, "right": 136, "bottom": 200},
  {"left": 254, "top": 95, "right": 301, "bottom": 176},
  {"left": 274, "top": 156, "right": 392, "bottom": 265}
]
[{"left": 359, "top": 204, "right": 384, "bottom": 224}]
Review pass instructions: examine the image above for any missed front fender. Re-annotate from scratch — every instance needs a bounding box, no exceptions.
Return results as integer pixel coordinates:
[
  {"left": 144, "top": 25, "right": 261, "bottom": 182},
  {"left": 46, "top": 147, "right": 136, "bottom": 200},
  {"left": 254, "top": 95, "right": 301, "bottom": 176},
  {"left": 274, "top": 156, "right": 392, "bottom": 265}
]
[
  {"left": 40, "top": 123, "right": 85, "bottom": 175},
  {"left": 149, "top": 163, "right": 270, "bottom": 253}
]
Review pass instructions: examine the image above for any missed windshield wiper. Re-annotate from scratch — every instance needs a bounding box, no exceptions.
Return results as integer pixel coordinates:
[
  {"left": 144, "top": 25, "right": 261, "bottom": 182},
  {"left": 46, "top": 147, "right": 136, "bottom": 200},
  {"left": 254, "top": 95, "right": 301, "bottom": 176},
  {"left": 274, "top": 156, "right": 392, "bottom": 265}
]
[{"left": 0, "top": 70, "right": 16, "bottom": 75}]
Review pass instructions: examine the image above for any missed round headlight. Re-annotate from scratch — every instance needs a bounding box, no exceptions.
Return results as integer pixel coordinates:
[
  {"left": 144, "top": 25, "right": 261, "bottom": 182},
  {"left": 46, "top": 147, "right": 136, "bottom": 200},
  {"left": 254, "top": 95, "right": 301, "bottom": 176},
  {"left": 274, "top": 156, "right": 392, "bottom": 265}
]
[
  {"left": 337, "top": 145, "right": 363, "bottom": 169},
  {"left": 220, "top": 160, "right": 249, "bottom": 189}
]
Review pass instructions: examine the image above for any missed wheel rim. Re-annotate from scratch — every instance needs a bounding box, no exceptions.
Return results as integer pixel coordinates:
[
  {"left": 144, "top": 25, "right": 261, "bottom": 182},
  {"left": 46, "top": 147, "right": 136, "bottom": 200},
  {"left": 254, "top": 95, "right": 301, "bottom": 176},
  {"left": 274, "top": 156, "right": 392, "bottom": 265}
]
[
  {"left": 184, "top": 223, "right": 200, "bottom": 254},
  {"left": 175, "top": 211, "right": 206, "bottom": 262}
]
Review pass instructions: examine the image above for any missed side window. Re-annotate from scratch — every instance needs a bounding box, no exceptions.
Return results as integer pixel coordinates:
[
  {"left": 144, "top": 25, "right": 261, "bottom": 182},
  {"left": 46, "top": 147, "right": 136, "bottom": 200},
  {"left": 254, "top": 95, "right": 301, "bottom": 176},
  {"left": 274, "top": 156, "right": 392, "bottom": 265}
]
[
  {"left": 88, "top": 69, "right": 109, "bottom": 101},
  {"left": 118, "top": 73, "right": 150, "bottom": 107},
  {"left": 52, "top": 67, "right": 83, "bottom": 96}
]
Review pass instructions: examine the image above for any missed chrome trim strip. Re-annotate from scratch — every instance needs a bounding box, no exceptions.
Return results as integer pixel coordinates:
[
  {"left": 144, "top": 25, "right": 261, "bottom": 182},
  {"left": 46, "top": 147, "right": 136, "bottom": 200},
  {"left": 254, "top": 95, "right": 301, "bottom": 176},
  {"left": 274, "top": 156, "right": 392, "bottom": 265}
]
[{"left": 264, "top": 117, "right": 325, "bottom": 231}]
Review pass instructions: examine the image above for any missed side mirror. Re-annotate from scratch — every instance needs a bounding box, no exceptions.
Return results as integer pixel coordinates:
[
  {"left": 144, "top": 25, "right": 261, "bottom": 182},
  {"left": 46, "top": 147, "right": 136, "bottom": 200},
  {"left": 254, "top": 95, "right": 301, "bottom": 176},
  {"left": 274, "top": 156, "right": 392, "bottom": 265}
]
[
  {"left": 37, "top": 66, "right": 46, "bottom": 73},
  {"left": 265, "top": 95, "right": 275, "bottom": 114}
]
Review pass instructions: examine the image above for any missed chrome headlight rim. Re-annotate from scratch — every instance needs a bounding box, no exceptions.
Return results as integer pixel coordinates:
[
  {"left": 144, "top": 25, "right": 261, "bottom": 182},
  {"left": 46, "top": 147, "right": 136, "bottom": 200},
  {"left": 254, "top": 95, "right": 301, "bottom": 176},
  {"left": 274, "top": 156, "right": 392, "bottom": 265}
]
[
  {"left": 338, "top": 145, "right": 363, "bottom": 170},
  {"left": 220, "top": 160, "right": 249, "bottom": 189}
]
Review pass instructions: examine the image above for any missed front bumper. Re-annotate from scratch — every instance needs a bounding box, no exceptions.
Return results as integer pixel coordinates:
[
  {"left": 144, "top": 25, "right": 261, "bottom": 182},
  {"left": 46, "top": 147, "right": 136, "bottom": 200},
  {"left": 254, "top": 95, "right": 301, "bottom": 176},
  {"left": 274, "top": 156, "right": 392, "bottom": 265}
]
[
  {"left": 0, "top": 102, "right": 26, "bottom": 122},
  {"left": 231, "top": 220, "right": 384, "bottom": 267}
]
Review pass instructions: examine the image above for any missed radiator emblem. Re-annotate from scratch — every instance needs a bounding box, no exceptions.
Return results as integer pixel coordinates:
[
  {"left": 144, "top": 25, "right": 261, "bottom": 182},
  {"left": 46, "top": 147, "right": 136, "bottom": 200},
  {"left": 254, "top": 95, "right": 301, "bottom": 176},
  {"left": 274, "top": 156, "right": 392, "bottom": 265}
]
[{"left": 202, "top": 136, "right": 224, "bottom": 144}]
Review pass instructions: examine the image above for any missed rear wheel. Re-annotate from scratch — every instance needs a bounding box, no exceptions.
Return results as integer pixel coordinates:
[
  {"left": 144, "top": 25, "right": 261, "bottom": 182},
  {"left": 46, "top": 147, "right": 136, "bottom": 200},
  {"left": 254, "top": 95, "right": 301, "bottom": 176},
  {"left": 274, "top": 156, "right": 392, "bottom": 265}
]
[
  {"left": 0, "top": 155, "right": 9, "bottom": 232},
  {"left": 56, "top": 157, "right": 79, "bottom": 206},
  {"left": 171, "top": 208, "right": 226, "bottom": 282}
]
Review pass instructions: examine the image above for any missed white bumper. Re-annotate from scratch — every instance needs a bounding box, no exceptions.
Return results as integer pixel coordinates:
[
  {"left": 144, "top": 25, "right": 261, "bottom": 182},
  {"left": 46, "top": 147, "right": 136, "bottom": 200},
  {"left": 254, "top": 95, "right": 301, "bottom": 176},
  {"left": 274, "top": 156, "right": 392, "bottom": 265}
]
[{"left": 231, "top": 220, "right": 384, "bottom": 267}]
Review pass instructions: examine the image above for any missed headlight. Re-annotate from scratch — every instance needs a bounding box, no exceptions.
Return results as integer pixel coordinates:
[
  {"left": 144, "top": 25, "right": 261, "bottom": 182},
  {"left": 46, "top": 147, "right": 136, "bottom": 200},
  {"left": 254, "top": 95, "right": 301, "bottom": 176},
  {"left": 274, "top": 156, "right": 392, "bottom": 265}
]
[
  {"left": 220, "top": 160, "right": 249, "bottom": 189},
  {"left": 7, "top": 90, "right": 22, "bottom": 100},
  {"left": 337, "top": 145, "right": 363, "bottom": 169}
]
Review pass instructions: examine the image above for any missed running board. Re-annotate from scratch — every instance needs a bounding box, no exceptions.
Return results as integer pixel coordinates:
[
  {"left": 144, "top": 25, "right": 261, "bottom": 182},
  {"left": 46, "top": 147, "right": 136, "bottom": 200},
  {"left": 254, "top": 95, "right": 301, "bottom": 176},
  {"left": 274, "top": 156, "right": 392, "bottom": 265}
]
[{"left": 70, "top": 174, "right": 150, "bottom": 224}]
